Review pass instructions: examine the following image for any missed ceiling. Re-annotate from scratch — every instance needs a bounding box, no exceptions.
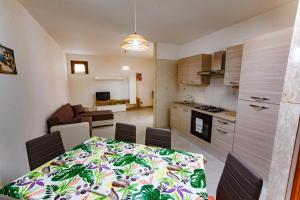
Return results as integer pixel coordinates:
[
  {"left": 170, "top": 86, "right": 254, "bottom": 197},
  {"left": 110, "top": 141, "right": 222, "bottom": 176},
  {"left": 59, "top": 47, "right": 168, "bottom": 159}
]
[{"left": 19, "top": 0, "right": 293, "bottom": 56}]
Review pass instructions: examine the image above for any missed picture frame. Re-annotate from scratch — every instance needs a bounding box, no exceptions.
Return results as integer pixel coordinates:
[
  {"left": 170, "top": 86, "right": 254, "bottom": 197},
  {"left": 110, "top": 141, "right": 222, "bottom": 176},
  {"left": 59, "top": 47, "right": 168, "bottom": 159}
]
[{"left": 0, "top": 44, "right": 17, "bottom": 75}]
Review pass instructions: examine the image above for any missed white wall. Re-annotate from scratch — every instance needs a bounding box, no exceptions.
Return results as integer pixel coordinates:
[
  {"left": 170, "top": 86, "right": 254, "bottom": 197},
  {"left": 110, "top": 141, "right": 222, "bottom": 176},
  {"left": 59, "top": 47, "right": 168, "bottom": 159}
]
[
  {"left": 66, "top": 54, "right": 154, "bottom": 107},
  {"left": 0, "top": 0, "right": 69, "bottom": 185},
  {"left": 157, "top": 43, "right": 180, "bottom": 60},
  {"left": 176, "top": 1, "right": 298, "bottom": 110}
]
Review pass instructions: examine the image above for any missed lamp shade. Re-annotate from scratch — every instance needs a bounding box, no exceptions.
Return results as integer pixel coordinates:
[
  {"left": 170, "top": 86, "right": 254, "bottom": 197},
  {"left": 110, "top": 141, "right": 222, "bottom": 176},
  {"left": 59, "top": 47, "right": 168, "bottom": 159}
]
[{"left": 121, "top": 33, "right": 149, "bottom": 51}]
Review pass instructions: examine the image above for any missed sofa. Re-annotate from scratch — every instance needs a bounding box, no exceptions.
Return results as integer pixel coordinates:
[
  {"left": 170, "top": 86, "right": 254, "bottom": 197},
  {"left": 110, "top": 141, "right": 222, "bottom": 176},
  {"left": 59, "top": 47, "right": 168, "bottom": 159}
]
[{"left": 47, "top": 103, "right": 114, "bottom": 137}]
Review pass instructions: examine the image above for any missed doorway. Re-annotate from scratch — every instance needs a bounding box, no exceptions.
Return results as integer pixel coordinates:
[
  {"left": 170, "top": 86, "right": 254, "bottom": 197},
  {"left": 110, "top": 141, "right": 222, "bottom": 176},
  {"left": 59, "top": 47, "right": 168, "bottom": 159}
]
[{"left": 289, "top": 119, "right": 300, "bottom": 200}]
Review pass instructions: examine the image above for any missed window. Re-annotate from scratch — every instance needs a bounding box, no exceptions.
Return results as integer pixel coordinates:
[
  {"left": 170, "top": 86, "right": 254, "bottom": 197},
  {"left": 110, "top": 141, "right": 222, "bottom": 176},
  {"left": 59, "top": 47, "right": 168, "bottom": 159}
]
[{"left": 70, "top": 60, "right": 89, "bottom": 74}]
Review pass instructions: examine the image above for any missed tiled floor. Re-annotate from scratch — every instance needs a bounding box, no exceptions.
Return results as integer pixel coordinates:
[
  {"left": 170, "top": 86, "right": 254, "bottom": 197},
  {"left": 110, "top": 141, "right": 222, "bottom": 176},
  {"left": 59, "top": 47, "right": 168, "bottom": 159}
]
[{"left": 92, "top": 107, "right": 267, "bottom": 199}]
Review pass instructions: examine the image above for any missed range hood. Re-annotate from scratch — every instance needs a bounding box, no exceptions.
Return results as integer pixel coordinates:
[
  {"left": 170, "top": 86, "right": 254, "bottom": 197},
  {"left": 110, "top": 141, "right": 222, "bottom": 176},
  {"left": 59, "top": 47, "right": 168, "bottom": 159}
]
[{"left": 198, "top": 51, "right": 226, "bottom": 76}]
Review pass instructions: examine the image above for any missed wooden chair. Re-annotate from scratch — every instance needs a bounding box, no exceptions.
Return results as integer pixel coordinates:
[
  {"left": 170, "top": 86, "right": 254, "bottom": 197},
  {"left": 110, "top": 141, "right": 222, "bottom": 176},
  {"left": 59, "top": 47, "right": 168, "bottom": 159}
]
[
  {"left": 26, "top": 131, "right": 65, "bottom": 170},
  {"left": 145, "top": 127, "right": 171, "bottom": 149},
  {"left": 115, "top": 122, "right": 136, "bottom": 143},
  {"left": 209, "top": 153, "right": 263, "bottom": 200}
]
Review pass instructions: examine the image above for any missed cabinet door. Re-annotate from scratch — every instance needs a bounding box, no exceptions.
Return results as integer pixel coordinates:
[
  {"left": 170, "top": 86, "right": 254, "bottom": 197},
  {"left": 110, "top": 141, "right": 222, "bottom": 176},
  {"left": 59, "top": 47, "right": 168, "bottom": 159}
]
[
  {"left": 239, "top": 28, "right": 292, "bottom": 104},
  {"left": 178, "top": 55, "right": 211, "bottom": 85},
  {"left": 170, "top": 105, "right": 180, "bottom": 130},
  {"left": 224, "top": 44, "right": 243, "bottom": 86},
  {"left": 233, "top": 100, "right": 280, "bottom": 179},
  {"left": 178, "top": 107, "right": 191, "bottom": 134},
  {"left": 178, "top": 64, "right": 189, "bottom": 84},
  {"left": 211, "top": 126, "right": 234, "bottom": 162}
]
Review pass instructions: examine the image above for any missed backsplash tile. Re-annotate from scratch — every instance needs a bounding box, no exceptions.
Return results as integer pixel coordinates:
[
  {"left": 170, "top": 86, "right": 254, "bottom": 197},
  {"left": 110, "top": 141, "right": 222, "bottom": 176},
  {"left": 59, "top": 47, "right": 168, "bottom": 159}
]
[{"left": 177, "top": 77, "right": 239, "bottom": 111}]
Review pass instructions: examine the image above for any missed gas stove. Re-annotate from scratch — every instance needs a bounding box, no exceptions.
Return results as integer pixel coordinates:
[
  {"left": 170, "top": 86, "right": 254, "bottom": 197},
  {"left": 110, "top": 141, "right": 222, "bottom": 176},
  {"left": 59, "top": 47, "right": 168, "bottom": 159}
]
[{"left": 194, "top": 105, "right": 225, "bottom": 113}]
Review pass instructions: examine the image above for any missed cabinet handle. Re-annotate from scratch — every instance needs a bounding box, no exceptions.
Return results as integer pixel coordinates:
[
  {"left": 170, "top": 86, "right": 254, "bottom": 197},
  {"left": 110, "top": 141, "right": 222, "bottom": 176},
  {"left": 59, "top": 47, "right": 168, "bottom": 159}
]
[
  {"left": 250, "top": 96, "right": 270, "bottom": 102},
  {"left": 217, "top": 120, "right": 229, "bottom": 125},
  {"left": 249, "top": 104, "right": 269, "bottom": 110},
  {"left": 216, "top": 128, "right": 228, "bottom": 134},
  {"left": 229, "top": 81, "right": 239, "bottom": 84}
]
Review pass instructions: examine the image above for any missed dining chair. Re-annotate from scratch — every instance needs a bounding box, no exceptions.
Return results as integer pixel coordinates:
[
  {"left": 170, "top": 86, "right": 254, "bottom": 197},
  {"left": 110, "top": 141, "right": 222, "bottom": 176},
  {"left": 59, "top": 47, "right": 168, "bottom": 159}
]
[
  {"left": 115, "top": 122, "right": 136, "bottom": 143},
  {"left": 145, "top": 127, "right": 171, "bottom": 149},
  {"left": 209, "top": 152, "right": 263, "bottom": 200},
  {"left": 26, "top": 131, "right": 65, "bottom": 170},
  {"left": 0, "top": 195, "right": 17, "bottom": 200}
]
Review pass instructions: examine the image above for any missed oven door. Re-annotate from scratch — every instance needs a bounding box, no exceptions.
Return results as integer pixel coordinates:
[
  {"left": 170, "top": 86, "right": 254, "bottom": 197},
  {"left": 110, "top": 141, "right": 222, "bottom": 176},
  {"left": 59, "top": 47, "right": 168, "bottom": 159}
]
[{"left": 191, "top": 111, "right": 213, "bottom": 143}]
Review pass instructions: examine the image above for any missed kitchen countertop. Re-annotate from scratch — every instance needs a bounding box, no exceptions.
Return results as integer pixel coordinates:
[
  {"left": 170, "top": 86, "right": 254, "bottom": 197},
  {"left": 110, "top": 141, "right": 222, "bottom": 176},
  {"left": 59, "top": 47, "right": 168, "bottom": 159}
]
[{"left": 172, "top": 102, "right": 236, "bottom": 122}]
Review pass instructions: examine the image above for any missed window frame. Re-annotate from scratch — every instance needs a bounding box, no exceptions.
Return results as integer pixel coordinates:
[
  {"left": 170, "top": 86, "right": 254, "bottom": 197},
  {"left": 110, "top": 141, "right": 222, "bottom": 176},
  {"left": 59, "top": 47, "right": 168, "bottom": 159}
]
[{"left": 70, "top": 60, "right": 89, "bottom": 74}]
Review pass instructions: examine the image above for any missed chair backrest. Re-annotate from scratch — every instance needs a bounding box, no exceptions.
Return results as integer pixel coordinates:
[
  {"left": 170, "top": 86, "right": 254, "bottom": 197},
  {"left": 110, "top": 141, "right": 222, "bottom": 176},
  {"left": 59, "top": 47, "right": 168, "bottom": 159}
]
[
  {"left": 216, "top": 153, "right": 263, "bottom": 200},
  {"left": 145, "top": 127, "right": 171, "bottom": 149},
  {"left": 26, "top": 131, "right": 65, "bottom": 170},
  {"left": 115, "top": 122, "right": 136, "bottom": 143},
  {"left": 0, "top": 195, "right": 18, "bottom": 199}
]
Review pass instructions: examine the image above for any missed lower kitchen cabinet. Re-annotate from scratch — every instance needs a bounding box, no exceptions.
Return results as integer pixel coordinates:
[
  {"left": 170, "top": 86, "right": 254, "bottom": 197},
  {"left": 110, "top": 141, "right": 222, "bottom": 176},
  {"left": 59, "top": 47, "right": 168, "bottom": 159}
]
[
  {"left": 233, "top": 100, "right": 280, "bottom": 180},
  {"left": 170, "top": 104, "right": 191, "bottom": 134},
  {"left": 210, "top": 117, "right": 235, "bottom": 162}
]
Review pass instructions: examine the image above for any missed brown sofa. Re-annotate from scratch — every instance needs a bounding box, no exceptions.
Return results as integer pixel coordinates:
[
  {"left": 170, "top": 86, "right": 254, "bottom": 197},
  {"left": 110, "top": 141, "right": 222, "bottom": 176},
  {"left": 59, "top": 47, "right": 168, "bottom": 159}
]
[{"left": 47, "top": 103, "right": 114, "bottom": 136}]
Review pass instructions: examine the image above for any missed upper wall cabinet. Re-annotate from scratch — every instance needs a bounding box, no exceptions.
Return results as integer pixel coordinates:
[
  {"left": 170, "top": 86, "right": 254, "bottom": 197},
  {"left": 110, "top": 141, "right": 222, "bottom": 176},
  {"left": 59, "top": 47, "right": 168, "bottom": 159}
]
[
  {"left": 238, "top": 28, "right": 292, "bottom": 104},
  {"left": 178, "top": 54, "right": 212, "bottom": 85},
  {"left": 211, "top": 51, "right": 226, "bottom": 71},
  {"left": 224, "top": 44, "right": 243, "bottom": 86}
]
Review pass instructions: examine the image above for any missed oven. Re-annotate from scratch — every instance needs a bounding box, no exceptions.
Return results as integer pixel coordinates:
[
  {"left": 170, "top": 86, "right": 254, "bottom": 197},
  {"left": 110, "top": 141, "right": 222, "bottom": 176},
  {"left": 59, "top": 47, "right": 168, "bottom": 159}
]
[{"left": 191, "top": 111, "right": 212, "bottom": 143}]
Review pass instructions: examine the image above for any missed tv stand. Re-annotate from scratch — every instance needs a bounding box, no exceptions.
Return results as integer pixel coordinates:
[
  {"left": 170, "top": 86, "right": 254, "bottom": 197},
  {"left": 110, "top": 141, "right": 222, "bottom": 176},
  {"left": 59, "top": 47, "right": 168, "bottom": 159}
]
[{"left": 96, "top": 99, "right": 128, "bottom": 112}]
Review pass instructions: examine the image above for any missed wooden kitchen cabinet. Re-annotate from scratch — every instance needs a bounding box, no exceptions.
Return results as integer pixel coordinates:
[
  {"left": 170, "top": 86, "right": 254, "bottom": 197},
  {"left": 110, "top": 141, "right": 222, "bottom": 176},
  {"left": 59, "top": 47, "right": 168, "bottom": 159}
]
[
  {"left": 178, "top": 54, "right": 211, "bottom": 85},
  {"left": 170, "top": 105, "right": 179, "bottom": 129},
  {"left": 233, "top": 99, "right": 280, "bottom": 179},
  {"left": 224, "top": 44, "right": 243, "bottom": 86},
  {"left": 210, "top": 117, "right": 235, "bottom": 162},
  {"left": 170, "top": 105, "right": 191, "bottom": 134},
  {"left": 238, "top": 28, "right": 292, "bottom": 104},
  {"left": 233, "top": 28, "right": 293, "bottom": 180}
]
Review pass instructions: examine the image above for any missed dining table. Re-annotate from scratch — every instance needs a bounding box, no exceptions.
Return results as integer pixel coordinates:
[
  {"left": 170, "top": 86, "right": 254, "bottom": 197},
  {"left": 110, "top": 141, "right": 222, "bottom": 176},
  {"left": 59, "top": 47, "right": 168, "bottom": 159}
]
[{"left": 0, "top": 137, "right": 208, "bottom": 200}]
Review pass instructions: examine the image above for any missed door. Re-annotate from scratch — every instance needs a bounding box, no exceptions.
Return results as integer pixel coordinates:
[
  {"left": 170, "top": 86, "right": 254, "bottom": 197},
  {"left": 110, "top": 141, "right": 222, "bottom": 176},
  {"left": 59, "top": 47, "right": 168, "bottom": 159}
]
[{"left": 291, "top": 146, "right": 300, "bottom": 200}]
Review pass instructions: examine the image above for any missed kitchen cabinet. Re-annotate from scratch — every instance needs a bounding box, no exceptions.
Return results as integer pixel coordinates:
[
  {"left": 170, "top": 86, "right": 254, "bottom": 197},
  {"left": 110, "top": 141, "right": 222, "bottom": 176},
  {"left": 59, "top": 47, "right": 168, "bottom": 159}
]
[
  {"left": 234, "top": 101, "right": 280, "bottom": 179},
  {"left": 178, "top": 54, "right": 211, "bottom": 85},
  {"left": 170, "top": 105, "right": 191, "bottom": 134},
  {"left": 233, "top": 28, "right": 292, "bottom": 180},
  {"left": 210, "top": 117, "right": 235, "bottom": 162},
  {"left": 224, "top": 44, "right": 243, "bottom": 86},
  {"left": 170, "top": 103, "right": 237, "bottom": 162},
  {"left": 238, "top": 28, "right": 292, "bottom": 104},
  {"left": 211, "top": 51, "right": 226, "bottom": 71}
]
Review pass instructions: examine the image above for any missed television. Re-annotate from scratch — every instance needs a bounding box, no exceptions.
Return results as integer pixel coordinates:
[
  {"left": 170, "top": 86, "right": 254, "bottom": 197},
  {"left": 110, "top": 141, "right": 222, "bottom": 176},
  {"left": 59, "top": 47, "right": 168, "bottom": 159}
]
[{"left": 96, "top": 92, "right": 110, "bottom": 101}]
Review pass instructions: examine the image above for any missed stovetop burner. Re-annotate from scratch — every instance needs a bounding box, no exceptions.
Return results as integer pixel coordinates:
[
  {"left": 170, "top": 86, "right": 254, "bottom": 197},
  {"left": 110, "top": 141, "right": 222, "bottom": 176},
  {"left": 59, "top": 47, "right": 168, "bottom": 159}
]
[{"left": 194, "top": 105, "right": 225, "bottom": 113}]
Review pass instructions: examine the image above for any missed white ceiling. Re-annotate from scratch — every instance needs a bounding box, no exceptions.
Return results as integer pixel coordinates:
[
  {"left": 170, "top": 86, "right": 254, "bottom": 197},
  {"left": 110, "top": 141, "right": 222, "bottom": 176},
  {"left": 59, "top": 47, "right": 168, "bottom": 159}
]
[{"left": 19, "top": 0, "right": 293, "bottom": 56}]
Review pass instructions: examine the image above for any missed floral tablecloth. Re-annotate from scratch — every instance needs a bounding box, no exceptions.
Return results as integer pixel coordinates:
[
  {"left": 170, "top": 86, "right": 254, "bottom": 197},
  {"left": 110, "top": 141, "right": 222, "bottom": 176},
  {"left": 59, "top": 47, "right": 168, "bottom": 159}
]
[{"left": 0, "top": 137, "right": 208, "bottom": 200}]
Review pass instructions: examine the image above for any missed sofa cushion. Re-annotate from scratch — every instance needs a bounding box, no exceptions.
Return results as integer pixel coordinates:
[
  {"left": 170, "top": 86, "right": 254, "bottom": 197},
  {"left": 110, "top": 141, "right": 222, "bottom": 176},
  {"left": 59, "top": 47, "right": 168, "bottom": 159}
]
[
  {"left": 76, "top": 110, "right": 114, "bottom": 121},
  {"left": 47, "top": 104, "right": 75, "bottom": 129},
  {"left": 56, "top": 103, "right": 75, "bottom": 123},
  {"left": 72, "top": 104, "right": 85, "bottom": 115}
]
